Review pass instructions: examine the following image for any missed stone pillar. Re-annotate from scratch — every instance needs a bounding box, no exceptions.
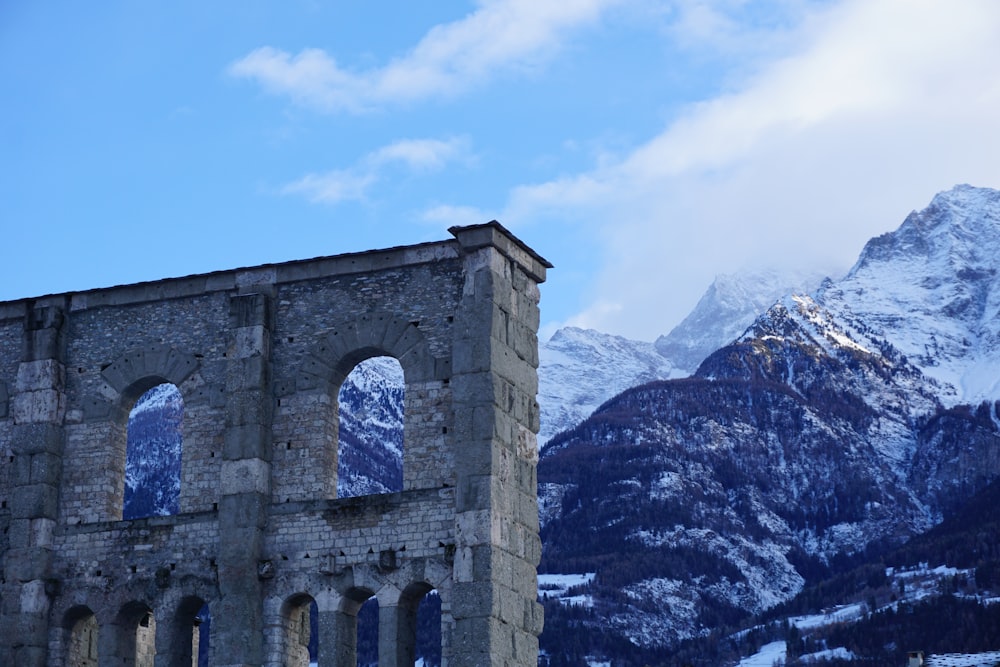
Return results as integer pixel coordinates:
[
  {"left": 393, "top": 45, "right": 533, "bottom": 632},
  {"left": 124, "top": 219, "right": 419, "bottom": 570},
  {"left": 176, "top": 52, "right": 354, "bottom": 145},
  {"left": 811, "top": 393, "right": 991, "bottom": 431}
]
[
  {"left": 449, "top": 224, "right": 549, "bottom": 667},
  {"left": 97, "top": 616, "right": 138, "bottom": 667},
  {"left": 0, "top": 303, "right": 67, "bottom": 666},
  {"left": 377, "top": 603, "right": 417, "bottom": 667},
  {"left": 153, "top": 608, "right": 195, "bottom": 667},
  {"left": 214, "top": 290, "right": 274, "bottom": 666},
  {"left": 316, "top": 609, "right": 357, "bottom": 667}
]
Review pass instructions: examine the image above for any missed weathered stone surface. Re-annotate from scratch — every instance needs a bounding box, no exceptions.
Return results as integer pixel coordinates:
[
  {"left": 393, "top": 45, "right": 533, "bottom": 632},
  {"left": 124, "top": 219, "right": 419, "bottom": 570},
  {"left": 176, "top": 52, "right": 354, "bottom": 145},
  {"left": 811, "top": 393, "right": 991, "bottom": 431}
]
[{"left": 0, "top": 222, "right": 549, "bottom": 666}]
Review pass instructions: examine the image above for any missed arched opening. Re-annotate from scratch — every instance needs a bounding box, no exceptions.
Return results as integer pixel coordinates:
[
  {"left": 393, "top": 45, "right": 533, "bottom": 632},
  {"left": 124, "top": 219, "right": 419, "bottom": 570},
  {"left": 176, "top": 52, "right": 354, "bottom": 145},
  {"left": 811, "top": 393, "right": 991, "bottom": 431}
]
[
  {"left": 279, "top": 594, "right": 318, "bottom": 666},
  {"left": 124, "top": 382, "right": 183, "bottom": 520},
  {"left": 355, "top": 595, "right": 379, "bottom": 667},
  {"left": 114, "top": 601, "right": 156, "bottom": 666},
  {"left": 337, "top": 356, "right": 404, "bottom": 498},
  {"left": 396, "top": 583, "right": 442, "bottom": 667},
  {"left": 415, "top": 590, "right": 443, "bottom": 667},
  {"left": 169, "top": 597, "right": 209, "bottom": 667},
  {"left": 65, "top": 605, "right": 98, "bottom": 667}
]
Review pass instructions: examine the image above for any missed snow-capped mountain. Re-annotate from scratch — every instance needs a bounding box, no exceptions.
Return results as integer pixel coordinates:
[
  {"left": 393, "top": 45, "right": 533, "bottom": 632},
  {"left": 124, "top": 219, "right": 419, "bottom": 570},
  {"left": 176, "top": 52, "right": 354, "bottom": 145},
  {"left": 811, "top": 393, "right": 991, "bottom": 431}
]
[
  {"left": 124, "top": 383, "right": 182, "bottom": 519},
  {"left": 537, "top": 185, "right": 1000, "bottom": 661},
  {"left": 537, "top": 327, "right": 682, "bottom": 446},
  {"left": 336, "top": 356, "right": 405, "bottom": 497},
  {"left": 537, "top": 271, "right": 824, "bottom": 446},
  {"left": 655, "top": 269, "right": 826, "bottom": 375},
  {"left": 815, "top": 184, "right": 1000, "bottom": 406}
]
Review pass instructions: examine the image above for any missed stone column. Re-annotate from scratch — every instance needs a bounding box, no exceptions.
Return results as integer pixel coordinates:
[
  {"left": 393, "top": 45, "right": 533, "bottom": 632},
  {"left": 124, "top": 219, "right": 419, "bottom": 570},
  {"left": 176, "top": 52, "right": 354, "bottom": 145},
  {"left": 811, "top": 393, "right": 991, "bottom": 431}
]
[
  {"left": 0, "top": 303, "right": 67, "bottom": 666},
  {"left": 448, "top": 224, "right": 549, "bottom": 667},
  {"left": 97, "top": 617, "right": 135, "bottom": 667},
  {"left": 316, "top": 608, "right": 357, "bottom": 667},
  {"left": 214, "top": 290, "right": 274, "bottom": 666},
  {"left": 377, "top": 602, "right": 418, "bottom": 667},
  {"left": 153, "top": 607, "right": 195, "bottom": 667}
]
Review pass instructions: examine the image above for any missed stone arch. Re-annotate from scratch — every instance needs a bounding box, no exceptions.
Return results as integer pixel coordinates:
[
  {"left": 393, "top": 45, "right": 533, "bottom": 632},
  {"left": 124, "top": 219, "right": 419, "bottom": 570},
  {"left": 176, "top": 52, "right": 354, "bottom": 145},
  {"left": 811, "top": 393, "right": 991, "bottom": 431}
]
[
  {"left": 106, "top": 600, "right": 156, "bottom": 666},
  {"left": 343, "top": 586, "right": 379, "bottom": 667},
  {"left": 92, "top": 345, "right": 201, "bottom": 521},
  {"left": 100, "top": 343, "right": 200, "bottom": 402},
  {"left": 63, "top": 604, "right": 99, "bottom": 667},
  {"left": 302, "top": 312, "right": 437, "bottom": 390},
  {"left": 293, "top": 312, "right": 450, "bottom": 499},
  {"left": 159, "top": 595, "right": 210, "bottom": 667},
  {"left": 274, "top": 312, "right": 439, "bottom": 504},
  {"left": 276, "top": 592, "right": 316, "bottom": 666}
]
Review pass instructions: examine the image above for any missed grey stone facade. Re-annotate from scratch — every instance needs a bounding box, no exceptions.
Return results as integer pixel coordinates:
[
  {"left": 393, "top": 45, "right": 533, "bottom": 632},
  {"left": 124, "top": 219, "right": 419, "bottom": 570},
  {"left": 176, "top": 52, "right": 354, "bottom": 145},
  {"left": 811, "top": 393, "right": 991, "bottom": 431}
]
[{"left": 0, "top": 222, "right": 549, "bottom": 667}]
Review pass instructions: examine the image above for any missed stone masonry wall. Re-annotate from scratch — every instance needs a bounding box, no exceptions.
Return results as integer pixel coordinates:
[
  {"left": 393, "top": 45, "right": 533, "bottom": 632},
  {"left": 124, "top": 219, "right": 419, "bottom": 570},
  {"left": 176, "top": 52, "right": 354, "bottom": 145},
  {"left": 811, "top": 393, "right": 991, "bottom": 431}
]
[{"left": 0, "top": 222, "right": 549, "bottom": 667}]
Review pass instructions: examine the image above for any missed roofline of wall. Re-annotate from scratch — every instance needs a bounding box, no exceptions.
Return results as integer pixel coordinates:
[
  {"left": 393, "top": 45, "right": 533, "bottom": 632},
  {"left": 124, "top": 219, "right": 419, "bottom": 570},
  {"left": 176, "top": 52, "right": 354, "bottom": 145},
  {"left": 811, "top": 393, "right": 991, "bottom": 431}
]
[
  {"left": 449, "top": 220, "right": 553, "bottom": 284},
  {"left": 0, "top": 222, "right": 551, "bottom": 320}
]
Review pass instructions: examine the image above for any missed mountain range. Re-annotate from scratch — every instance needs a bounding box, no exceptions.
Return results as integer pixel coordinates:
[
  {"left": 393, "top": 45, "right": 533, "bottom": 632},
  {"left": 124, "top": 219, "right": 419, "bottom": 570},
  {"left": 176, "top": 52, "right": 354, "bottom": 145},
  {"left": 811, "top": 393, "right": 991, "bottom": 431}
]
[{"left": 537, "top": 184, "right": 1000, "bottom": 661}]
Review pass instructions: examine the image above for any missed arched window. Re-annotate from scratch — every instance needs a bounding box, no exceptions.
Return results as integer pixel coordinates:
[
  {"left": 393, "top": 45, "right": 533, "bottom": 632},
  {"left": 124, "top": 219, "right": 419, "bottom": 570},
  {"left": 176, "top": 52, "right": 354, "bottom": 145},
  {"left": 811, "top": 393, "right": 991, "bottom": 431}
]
[
  {"left": 279, "top": 594, "right": 317, "bottom": 666},
  {"left": 415, "top": 590, "right": 443, "bottom": 667},
  {"left": 115, "top": 602, "right": 156, "bottom": 667},
  {"left": 356, "top": 596, "right": 379, "bottom": 667},
  {"left": 337, "top": 357, "right": 404, "bottom": 498},
  {"left": 124, "top": 383, "right": 182, "bottom": 519},
  {"left": 168, "top": 598, "right": 209, "bottom": 667},
  {"left": 65, "top": 606, "right": 98, "bottom": 667}
]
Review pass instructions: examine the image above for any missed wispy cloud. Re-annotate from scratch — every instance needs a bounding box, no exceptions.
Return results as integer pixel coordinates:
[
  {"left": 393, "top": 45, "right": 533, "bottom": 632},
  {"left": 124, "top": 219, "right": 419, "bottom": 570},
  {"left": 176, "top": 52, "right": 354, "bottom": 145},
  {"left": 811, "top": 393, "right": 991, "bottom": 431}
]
[
  {"left": 228, "top": 0, "right": 624, "bottom": 112},
  {"left": 281, "top": 137, "right": 471, "bottom": 204},
  {"left": 496, "top": 0, "right": 1000, "bottom": 339}
]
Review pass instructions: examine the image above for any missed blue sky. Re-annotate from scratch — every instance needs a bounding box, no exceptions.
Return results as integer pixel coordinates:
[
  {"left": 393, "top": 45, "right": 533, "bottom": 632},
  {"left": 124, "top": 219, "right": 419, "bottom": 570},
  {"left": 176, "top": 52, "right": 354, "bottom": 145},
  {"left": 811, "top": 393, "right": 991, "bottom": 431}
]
[{"left": 3, "top": 1, "right": 999, "bottom": 341}]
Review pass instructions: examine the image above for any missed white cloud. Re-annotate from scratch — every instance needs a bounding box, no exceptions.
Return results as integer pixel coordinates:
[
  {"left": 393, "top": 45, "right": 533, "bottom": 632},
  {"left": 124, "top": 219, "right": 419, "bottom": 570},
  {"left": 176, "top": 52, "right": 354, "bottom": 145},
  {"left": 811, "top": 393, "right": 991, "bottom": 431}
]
[
  {"left": 228, "top": 0, "right": 623, "bottom": 112},
  {"left": 282, "top": 137, "right": 471, "bottom": 204},
  {"left": 498, "top": 0, "right": 1000, "bottom": 340}
]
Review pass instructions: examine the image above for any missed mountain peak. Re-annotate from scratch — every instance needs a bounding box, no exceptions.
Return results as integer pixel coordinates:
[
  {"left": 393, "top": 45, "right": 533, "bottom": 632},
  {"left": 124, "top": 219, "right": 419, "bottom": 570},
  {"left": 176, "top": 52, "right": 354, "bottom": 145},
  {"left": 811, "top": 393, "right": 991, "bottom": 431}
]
[{"left": 816, "top": 185, "right": 1000, "bottom": 405}]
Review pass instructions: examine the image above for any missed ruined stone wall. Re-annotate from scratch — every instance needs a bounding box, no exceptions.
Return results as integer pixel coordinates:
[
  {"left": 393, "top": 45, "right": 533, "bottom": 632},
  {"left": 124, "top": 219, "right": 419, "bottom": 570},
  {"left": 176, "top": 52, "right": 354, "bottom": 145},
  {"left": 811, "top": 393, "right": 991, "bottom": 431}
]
[{"left": 0, "top": 223, "right": 548, "bottom": 667}]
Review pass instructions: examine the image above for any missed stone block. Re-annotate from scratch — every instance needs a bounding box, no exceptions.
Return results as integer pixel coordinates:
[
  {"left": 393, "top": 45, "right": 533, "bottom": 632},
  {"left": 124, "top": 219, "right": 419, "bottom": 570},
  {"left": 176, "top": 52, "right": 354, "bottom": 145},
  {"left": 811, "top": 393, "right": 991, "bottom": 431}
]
[
  {"left": 5, "top": 547, "right": 53, "bottom": 582},
  {"left": 23, "top": 327, "right": 64, "bottom": 362},
  {"left": 223, "top": 424, "right": 271, "bottom": 461},
  {"left": 232, "top": 326, "right": 269, "bottom": 359},
  {"left": 219, "top": 493, "right": 268, "bottom": 529},
  {"left": 220, "top": 459, "right": 271, "bottom": 496},
  {"left": 451, "top": 581, "right": 498, "bottom": 619},
  {"left": 15, "top": 359, "right": 64, "bottom": 393},
  {"left": 81, "top": 394, "right": 116, "bottom": 421},
  {"left": 10, "top": 484, "right": 58, "bottom": 519},
  {"left": 230, "top": 292, "right": 272, "bottom": 329},
  {"left": 226, "top": 356, "right": 269, "bottom": 391},
  {"left": 11, "top": 389, "right": 64, "bottom": 424},
  {"left": 29, "top": 452, "right": 62, "bottom": 486},
  {"left": 161, "top": 347, "right": 200, "bottom": 386},
  {"left": 225, "top": 389, "right": 272, "bottom": 427}
]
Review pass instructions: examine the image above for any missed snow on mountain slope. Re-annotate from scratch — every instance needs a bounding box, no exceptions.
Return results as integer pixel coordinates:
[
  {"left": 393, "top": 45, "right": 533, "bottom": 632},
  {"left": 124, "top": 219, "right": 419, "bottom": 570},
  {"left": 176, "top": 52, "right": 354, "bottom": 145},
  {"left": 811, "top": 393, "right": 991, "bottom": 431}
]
[
  {"left": 656, "top": 269, "right": 826, "bottom": 375},
  {"left": 816, "top": 184, "right": 1000, "bottom": 406},
  {"left": 537, "top": 327, "right": 682, "bottom": 446},
  {"left": 538, "top": 186, "right": 1000, "bottom": 660}
]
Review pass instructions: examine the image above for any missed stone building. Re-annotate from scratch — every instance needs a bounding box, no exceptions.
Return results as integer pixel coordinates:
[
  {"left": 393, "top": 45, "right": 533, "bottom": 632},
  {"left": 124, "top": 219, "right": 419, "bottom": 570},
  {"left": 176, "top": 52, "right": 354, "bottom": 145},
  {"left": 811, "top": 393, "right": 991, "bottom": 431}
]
[{"left": 0, "top": 222, "right": 549, "bottom": 666}]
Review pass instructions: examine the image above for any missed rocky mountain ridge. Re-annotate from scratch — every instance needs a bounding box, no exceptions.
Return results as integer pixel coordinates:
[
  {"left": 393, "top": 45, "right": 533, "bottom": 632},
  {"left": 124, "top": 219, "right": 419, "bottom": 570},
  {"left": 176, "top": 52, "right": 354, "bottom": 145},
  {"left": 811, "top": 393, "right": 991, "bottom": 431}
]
[{"left": 536, "top": 185, "right": 1000, "bottom": 660}]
